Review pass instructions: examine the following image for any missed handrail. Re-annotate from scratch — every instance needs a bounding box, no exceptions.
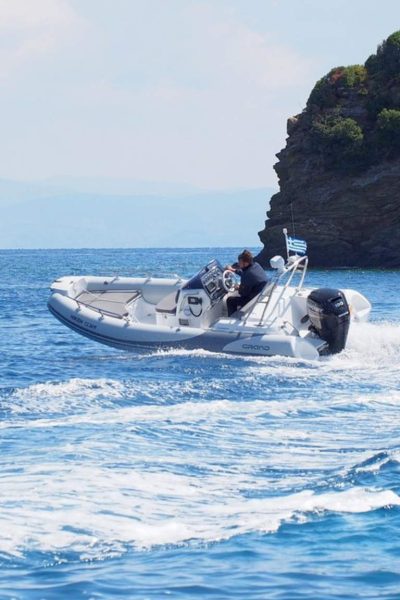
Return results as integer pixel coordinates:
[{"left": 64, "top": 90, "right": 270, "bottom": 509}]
[
  {"left": 108, "top": 271, "right": 184, "bottom": 282},
  {"left": 257, "top": 256, "right": 308, "bottom": 326},
  {"left": 241, "top": 255, "right": 308, "bottom": 327},
  {"left": 243, "top": 277, "right": 279, "bottom": 324}
]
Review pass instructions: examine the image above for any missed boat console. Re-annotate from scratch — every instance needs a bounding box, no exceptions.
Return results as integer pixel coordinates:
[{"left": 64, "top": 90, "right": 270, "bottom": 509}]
[
  {"left": 165, "top": 259, "right": 235, "bottom": 328},
  {"left": 182, "top": 259, "right": 232, "bottom": 304}
]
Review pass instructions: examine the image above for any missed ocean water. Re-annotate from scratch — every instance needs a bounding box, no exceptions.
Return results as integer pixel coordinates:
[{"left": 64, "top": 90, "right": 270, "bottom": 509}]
[{"left": 0, "top": 247, "right": 399, "bottom": 600}]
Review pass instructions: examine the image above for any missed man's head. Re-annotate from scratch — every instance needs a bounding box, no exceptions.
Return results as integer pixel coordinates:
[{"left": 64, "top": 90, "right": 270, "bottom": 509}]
[{"left": 238, "top": 249, "right": 254, "bottom": 269}]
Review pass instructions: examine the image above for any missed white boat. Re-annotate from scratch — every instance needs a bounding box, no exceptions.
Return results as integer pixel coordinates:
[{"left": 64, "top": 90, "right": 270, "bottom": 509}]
[{"left": 48, "top": 253, "right": 371, "bottom": 361}]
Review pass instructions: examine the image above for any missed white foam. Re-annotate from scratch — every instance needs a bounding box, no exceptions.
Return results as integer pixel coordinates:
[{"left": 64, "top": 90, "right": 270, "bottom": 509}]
[
  {"left": 0, "top": 460, "right": 398, "bottom": 558},
  {"left": 325, "top": 320, "right": 400, "bottom": 375},
  {"left": 7, "top": 378, "right": 126, "bottom": 415},
  {"left": 2, "top": 319, "right": 399, "bottom": 559},
  {"left": 4, "top": 320, "right": 399, "bottom": 420},
  {"left": 4, "top": 377, "right": 212, "bottom": 420},
  {"left": 352, "top": 450, "right": 400, "bottom": 474},
  {"left": 238, "top": 320, "right": 400, "bottom": 396},
  {"left": 347, "top": 320, "right": 400, "bottom": 357}
]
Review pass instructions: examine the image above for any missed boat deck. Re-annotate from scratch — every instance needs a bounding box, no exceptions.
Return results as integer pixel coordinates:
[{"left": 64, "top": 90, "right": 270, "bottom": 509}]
[{"left": 76, "top": 290, "right": 140, "bottom": 318}]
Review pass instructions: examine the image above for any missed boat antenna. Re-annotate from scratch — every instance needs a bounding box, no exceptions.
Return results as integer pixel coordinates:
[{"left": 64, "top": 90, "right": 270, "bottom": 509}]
[{"left": 290, "top": 200, "right": 296, "bottom": 236}]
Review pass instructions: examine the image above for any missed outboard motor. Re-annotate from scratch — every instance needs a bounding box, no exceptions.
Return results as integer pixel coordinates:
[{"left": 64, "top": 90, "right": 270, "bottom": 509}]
[{"left": 307, "top": 288, "right": 350, "bottom": 354}]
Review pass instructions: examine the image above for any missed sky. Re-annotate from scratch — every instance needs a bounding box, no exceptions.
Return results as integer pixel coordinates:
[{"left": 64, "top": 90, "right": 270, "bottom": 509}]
[
  {"left": 0, "top": 1, "right": 399, "bottom": 248},
  {"left": 0, "top": 0, "right": 399, "bottom": 191}
]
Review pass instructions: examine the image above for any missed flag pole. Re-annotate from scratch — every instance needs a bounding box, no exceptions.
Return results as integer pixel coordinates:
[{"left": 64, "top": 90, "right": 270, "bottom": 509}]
[{"left": 283, "top": 228, "right": 289, "bottom": 260}]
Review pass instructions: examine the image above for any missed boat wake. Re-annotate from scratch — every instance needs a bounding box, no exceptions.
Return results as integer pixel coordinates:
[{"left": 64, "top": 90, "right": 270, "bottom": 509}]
[
  {"left": 1, "top": 318, "right": 398, "bottom": 562},
  {"left": 0, "top": 466, "right": 398, "bottom": 559},
  {"left": 346, "top": 320, "right": 400, "bottom": 358}
]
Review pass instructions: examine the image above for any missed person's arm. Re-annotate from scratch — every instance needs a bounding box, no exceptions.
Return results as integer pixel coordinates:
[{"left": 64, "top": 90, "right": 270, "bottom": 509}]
[{"left": 224, "top": 261, "right": 240, "bottom": 273}]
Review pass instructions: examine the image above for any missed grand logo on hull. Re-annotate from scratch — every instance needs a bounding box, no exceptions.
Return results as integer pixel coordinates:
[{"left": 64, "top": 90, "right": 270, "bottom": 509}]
[{"left": 242, "top": 343, "right": 271, "bottom": 352}]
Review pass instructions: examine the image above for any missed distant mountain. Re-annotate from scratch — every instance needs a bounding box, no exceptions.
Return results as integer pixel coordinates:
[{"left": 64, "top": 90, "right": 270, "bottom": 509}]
[
  {"left": 40, "top": 177, "right": 205, "bottom": 197},
  {"left": 0, "top": 179, "right": 68, "bottom": 206},
  {"left": 0, "top": 184, "right": 275, "bottom": 248}
]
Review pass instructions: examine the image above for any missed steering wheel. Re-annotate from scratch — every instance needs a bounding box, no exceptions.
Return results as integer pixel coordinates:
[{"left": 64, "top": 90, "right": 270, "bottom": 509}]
[{"left": 221, "top": 270, "right": 237, "bottom": 293}]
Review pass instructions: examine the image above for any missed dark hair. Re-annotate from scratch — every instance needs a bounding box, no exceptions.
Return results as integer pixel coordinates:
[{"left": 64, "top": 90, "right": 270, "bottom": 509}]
[{"left": 238, "top": 249, "right": 253, "bottom": 264}]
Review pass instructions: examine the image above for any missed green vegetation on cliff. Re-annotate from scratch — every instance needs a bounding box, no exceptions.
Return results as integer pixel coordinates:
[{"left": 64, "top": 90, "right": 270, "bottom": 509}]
[
  {"left": 376, "top": 108, "right": 400, "bottom": 154},
  {"left": 365, "top": 31, "right": 400, "bottom": 79},
  {"left": 306, "top": 31, "right": 400, "bottom": 171},
  {"left": 308, "top": 65, "right": 368, "bottom": 109},
  {"left": 311, "top": 114, "right": 364, "bottom": 168}
]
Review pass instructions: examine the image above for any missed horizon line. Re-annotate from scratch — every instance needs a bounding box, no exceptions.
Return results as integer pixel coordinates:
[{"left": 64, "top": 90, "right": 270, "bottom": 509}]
[{"left": 0, "top": 244, "right": 262, "bottom": 251}]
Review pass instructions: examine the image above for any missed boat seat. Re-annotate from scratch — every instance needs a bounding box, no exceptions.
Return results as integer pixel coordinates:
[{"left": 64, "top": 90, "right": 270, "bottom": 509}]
[{"left": 155, "top": 290, "right": 180, "bottom": 314}]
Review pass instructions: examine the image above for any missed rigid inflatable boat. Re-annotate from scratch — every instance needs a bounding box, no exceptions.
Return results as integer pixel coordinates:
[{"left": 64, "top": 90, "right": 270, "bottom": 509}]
[{"left": 48, "top": 253, "right": 371, "bottom": 360}]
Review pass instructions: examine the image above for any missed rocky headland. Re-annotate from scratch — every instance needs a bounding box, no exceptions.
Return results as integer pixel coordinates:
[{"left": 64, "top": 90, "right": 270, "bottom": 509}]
[{"left": 259, "top": 32, "right": 400, "bottom": 267}]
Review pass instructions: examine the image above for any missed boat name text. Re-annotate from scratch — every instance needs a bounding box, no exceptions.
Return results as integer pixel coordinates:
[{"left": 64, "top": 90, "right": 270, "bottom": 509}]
[{"left": 70, "top": 314, "right": 97, "bottom": 330}]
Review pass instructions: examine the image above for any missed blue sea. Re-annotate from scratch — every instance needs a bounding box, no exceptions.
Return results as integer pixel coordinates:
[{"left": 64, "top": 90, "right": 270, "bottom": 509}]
[{"left": 0, "top": 248, "right": 399, "bottom": 599}]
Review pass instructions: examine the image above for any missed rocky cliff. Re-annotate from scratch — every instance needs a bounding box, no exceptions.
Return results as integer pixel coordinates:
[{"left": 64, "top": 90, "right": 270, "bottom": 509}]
[{"left": 259, "top": 32, "right": 400, "bottom": 267}]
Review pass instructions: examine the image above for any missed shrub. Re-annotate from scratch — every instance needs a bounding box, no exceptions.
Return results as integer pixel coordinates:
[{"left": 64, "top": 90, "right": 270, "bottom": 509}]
[
  {"left": 339, "top": 65, "right": 367, "bottom": 88},
  {"left": 366, "top": 31, "right": 400, "bottom": 78},
  {"left": 307, "top": 74, "right": 337, "bottom": 109},
  {"left": 376, "top": 108, "right": 400, "bottom": 153},
  {"left": 365, "top": 53, "right": 379, "bottom": 75},
  {"left": 307, "top": 65, "right": 367, "bottom": 109},
  {"left": 311, "top": 115, "right": 364, "bottom": 169}
]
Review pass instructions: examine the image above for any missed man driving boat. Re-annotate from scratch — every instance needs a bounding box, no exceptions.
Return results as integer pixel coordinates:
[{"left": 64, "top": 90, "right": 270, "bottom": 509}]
[{"left": 226, "top": 249, "right": 269, "bottom": 316}]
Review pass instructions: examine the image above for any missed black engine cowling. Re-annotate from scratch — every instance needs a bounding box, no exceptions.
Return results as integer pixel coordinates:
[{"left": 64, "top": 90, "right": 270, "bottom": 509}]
[{"left": 306, "top": 288, "right": 350, "bottom": 354}]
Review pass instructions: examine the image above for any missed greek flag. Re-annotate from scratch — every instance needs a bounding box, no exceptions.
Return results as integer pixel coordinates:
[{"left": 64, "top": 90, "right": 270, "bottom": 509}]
[{"left": 287, "top": 236, "right": 307, "bottom": 255}]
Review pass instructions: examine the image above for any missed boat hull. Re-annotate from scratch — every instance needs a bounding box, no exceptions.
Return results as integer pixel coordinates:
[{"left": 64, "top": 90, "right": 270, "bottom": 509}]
[{"left": 48, "top": 292, "right": 322, "bottom": 360}]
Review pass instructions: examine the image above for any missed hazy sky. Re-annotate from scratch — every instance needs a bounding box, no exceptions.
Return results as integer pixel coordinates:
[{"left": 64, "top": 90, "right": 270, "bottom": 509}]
[{"left": 0, "top": 0, "right": 399, "bottom": 190}]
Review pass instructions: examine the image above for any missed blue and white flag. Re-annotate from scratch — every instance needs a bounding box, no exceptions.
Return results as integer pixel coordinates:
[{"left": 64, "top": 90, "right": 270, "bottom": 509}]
[{"left": 287, "top": 236, "right": 307, "bottom": 255}]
